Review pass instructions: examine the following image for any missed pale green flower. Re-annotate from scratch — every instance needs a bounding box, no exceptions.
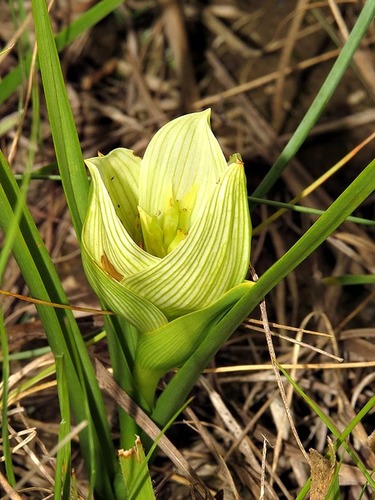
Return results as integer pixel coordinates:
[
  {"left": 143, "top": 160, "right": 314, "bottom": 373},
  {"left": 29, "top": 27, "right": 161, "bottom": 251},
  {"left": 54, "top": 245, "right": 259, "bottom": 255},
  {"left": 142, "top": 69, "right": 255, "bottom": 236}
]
[{"left": 82, "top": 110, "right": 252, "bottom": 339}]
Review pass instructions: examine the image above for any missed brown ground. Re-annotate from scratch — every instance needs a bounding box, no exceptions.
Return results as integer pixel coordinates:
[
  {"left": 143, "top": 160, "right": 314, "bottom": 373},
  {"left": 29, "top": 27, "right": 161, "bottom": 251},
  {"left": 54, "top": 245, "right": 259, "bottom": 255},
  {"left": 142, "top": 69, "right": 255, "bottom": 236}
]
[{"left": 1, "top": 0, "right": 375, "bottom": 498}]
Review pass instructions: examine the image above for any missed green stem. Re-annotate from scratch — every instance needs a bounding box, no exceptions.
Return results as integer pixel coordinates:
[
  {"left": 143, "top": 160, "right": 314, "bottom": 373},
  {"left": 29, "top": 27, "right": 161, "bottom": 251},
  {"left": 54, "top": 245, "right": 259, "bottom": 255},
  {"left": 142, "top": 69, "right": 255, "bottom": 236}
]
[
  {"left": 133, "top": 365, "right": 161, "bottom": 412},
  {"left": 104, "top": 315, "right": 139, "bottom": 450}
]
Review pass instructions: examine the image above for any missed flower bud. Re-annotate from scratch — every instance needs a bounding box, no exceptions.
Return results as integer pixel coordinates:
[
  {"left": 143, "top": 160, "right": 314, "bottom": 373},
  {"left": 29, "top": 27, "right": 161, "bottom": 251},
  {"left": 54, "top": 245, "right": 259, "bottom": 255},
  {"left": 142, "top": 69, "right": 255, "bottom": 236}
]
[{"left": 82, "top": 110, "right": 252, "bottom": 337}]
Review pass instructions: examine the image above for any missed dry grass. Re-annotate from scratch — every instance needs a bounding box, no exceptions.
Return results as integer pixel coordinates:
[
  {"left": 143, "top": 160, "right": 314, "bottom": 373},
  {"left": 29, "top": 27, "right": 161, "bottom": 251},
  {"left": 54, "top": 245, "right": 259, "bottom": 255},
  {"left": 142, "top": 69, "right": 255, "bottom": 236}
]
[{"left": 1, "top": 0, "right": 375, "bottom": 498}]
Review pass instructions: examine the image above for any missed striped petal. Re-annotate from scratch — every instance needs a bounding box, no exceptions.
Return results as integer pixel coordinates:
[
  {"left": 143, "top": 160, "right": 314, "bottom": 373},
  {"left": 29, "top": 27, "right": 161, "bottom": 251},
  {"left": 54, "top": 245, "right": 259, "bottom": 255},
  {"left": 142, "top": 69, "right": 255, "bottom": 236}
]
[
  {"left": 83, "top": 154, "right": 159, "bottom": 279},
  {"left": 86, "top": 148, "right": 141, "bottom": 244},
  {"left": 139, "top": 109, "right": 227, "bottom": 233},
  {"left": 125, "top": 154, "right": 251, "bottom": 318},
  {"left": 81, "top": 244, "right": 167, "bottom": 333}
]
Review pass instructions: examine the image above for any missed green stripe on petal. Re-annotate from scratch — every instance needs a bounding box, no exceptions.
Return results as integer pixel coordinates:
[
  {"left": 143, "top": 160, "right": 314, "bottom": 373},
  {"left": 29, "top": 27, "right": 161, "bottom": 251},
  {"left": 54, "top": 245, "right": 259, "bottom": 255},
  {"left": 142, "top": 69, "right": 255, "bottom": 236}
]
[
  {"left": 84, "top": 159, "right": 159, "bottom": 278},
  {"left": 86, "top": 148, "right": 141, "bottom": 244},
  {"left": 125, "top": 156, "right": 251, "bottom": 318},
  {"left": 81, "top": 244, "right": 168, "bottom": 333},
  {"left": 139, "top": 110, "right": 227, "bottom": 226}
]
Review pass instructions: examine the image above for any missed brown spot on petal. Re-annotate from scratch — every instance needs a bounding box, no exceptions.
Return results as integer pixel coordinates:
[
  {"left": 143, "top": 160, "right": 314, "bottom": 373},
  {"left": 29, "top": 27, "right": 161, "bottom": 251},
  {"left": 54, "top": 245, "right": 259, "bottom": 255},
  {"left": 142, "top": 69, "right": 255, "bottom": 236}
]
[{"left": 101, "top": 253, "right": 124, "bottom": 281}]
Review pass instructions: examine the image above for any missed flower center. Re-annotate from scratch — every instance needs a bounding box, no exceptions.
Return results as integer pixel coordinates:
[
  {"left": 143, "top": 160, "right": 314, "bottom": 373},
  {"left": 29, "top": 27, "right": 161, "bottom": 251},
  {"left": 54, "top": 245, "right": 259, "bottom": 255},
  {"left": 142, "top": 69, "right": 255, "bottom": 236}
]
[{"left": 138, "top": 184, "right": 197, "bottom": 258}]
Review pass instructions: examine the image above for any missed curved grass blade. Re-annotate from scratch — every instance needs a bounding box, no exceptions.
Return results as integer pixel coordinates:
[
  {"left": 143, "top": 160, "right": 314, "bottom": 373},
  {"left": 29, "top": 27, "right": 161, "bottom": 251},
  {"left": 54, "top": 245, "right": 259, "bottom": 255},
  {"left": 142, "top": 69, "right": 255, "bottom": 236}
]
[
  {"left": 0, "top": 151, "right": 118, "bottom": 499},
  {"left": 152, "top": 156, "right": 375, "bottom": 430},
  {"left": 0, "top": 308, "right": 16, "bottom": 486},
  {"left": 54, "top": 355, "right": 71, "bottom": 499},
  {"left": 281, "top": 365, "right": 375, "bottom": 493},
  {"left": 249, "top": 196, "right": 375, "bottom": 227},
  {"left": 323, "top": 275, "right": 375, "bottom": 286},
  {"left": 250, "top": 0, "right": 375, "bottom": 205},
  {"left": 31, "top": 0, "right": 89, "bottom": 236}
]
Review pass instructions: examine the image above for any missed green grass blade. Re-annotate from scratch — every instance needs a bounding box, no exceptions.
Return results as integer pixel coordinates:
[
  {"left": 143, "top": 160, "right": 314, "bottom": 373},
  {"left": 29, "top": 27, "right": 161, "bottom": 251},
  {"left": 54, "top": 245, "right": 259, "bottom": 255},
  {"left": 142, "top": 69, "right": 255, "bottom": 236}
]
[
  {"left": 118, "top": 437, "right": 156, "bottom": 500},
  {"left": 0, "top": 151, "right": 118, "bottom": 498},
  {"left": 152, "top": 156, "right": 375, "bottom": 428},
  {"left": 280, "top": 365, "right": 375, "bottom": 490},
  {"left": 322, "top": 275, "right": 375, "bottom": 286},
  {"left": 31, "top": 3, "right": 141, "bottom": 491},
  {"left": 0, "top": 308, "right": 16, "bottom": 486},
  {"left": 54, "top": 355, "right": 71, "bottom": 499},
  {"left": 7, "top": 363, "right": 56, "bottom": 406},
  {"left": 250, "top": 0, "right": 375, "bottom": 204},
  {"left": 295, "top": 479, "right": 311, "bottom": 499},
  {"left": 55, "top": 0, "right": 125, "bottom": 50},
  {"left": 31, "top": 0, "right": 89, "bottom": 236},
  {"left": 0, "top": 77, "right": 40, "bottom": 490},
  {"left": 248, "top": 196, "right": 375, "bottom": 227},
  {"left": 0, "top": 111, "right": 22, "bottom": 137}
]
